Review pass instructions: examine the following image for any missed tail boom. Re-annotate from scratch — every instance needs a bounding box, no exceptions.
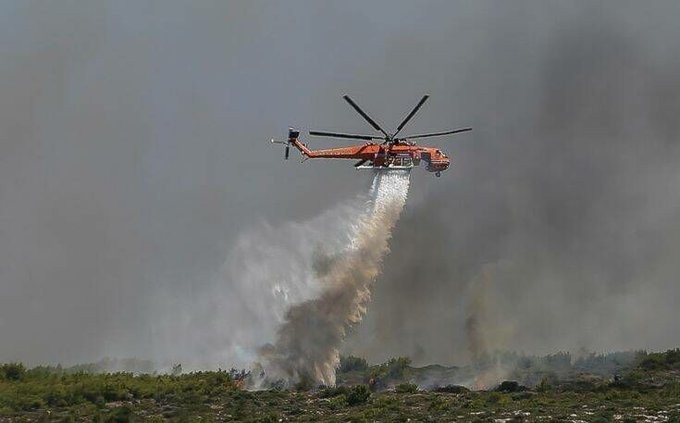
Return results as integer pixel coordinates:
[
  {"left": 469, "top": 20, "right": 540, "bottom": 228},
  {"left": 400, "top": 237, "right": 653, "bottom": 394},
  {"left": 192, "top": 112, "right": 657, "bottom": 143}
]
[{"left": 288, "top": 129, "right": 372, "bottom": 159}]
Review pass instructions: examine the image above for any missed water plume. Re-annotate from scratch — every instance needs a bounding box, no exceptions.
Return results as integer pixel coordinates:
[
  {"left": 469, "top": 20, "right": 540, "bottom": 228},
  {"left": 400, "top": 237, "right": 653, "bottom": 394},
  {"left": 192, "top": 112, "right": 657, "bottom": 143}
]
[{"left": 250, "top": 170, "right": 411, "bottom": 388}]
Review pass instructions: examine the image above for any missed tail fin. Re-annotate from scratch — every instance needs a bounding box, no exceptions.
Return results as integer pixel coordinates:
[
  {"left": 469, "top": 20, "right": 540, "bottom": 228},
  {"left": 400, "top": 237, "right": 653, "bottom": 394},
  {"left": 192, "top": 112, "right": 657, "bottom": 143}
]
[
  {"left": 288, "top": 128, "right": 300, "bottom": 140},
  {"left": 288, "top": 127, "right": 313, "bottom": 157},
  {"left": 272, "top": 128, "right": 313, "bottom": 160}
]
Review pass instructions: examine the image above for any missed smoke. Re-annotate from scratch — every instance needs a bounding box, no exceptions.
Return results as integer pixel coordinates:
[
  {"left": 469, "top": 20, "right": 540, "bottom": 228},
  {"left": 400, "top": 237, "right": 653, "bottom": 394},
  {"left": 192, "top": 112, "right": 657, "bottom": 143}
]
[
  {"left": 343, "top": 2, "right": 680, "bottom": 365},
  {"left": 144, "top": 186, "right": 373, "bottom": 370},
  {"left": 2, "top": 1, "right": 680, "bottom": 369},
  {"left": 463, "top": 263, "right": 515, "bottom": 389},
  {"left": 248, "top": 170, "right": 410, "bottom": 387},
  {"left": 465, "top": 265, "right": 493, "bottom": 363},
  {"left": 465, "top": 262, "right": 519, "bottom": 362}
]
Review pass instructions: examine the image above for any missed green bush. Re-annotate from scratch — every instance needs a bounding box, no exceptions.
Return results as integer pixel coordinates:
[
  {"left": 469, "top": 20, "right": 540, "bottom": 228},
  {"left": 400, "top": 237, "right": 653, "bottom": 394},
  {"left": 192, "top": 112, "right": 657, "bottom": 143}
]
[
  {"left": 369, "top": 357, "right": 412, "bottom": 381},
  {"left": 665, "top": 349, "right": 680, "bottom": 366},
  {"left": 667, "top": 411, "right": 680, "bottom": 423},
  {"left": 338, "top": 355, "right": 369, "bottom": 373},
  {"left": 637, "top": 349, "right": 680, "bottom": 371},
  {"left": 385, "top": 357, "right": 411, "bottom": 379},
  {"left": 294, "top": 374, "right": 315, "bottom": 391},
  {"left": 496, "top": 381, "right": 523, "bottom": 392},
  {"left": 640, "top": 354, "right": 666, "bottom": 370},
  {"left": 318, "top": 386, "right": 349, "bottom": 399},
  {"left": 433, "top": 384, "right": 469, "bottom": 393},
  {"left": 260, "top": 412, "right": 279, "bottom": 423},
  {"left": 395, "top": 383, "right": 418, "bottom": 394},
  {"left": 0, "top": 366, "right": 236, "bottom": 412},
  {"left": 328, "top": 394, "right": 347, "bottom": 409},
  {"left": 346, "top": 384, "right": 371, "bottom": 406},
  {"left": 537, "top": 372, "right": 558, "bottom": 392},
  {"left": 1, "top": 363, "right": 26, "bottom": 381},
  {"left": 428, "top": 395, "right": 449, "bottom": 412},
  {"left": 106, "top": 405, "right": 135, "bottom": 423}
]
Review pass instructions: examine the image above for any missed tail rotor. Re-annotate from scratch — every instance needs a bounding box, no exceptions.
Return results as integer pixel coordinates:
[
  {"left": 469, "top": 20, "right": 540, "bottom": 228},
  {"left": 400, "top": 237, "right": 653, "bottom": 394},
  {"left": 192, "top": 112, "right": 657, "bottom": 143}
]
[{"left": 271, "top": 128, "right": 299, "bottom": 160}]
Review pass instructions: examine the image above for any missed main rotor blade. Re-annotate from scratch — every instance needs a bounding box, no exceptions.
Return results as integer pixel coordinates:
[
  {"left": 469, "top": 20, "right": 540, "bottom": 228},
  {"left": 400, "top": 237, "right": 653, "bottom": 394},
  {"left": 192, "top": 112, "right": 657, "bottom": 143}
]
[
  {"left": 393, "top": 95, "right": 429, "bottom": 138},
  {"left": 309, "top": 130, "right": 380, "bottom": 141},
  {"left": 403, "top": 127, "right": 472, "bottom": 140},
  {"left": 342, "top": 95, "right": 390, "bottom": 138}
]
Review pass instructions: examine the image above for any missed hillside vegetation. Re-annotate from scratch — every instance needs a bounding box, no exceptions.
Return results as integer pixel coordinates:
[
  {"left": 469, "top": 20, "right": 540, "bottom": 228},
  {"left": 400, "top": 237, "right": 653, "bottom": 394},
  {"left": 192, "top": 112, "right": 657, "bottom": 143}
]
[{"left": 0, "top": 349, "right": 678, "bottom": 422}]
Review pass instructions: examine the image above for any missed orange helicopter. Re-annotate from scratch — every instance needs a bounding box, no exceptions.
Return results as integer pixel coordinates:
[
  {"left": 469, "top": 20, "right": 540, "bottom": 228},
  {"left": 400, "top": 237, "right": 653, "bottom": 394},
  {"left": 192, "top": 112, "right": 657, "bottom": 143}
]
[{"left": 272, "top": 95, "right": 471, "bottom": 176}]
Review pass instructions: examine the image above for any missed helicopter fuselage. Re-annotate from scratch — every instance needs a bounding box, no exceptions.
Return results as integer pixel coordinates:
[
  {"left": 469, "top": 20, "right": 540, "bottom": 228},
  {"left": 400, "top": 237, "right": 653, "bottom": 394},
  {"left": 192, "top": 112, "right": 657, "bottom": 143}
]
[{"left": 290, "top": 136, "right": 450, "bottom": 174}]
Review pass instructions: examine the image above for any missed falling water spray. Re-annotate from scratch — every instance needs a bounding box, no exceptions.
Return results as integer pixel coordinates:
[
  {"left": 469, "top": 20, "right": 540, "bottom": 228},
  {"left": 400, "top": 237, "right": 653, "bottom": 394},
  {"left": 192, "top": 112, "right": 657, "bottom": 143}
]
[{"left": 249, "top": 169, "right": 411, "bottom": 388}]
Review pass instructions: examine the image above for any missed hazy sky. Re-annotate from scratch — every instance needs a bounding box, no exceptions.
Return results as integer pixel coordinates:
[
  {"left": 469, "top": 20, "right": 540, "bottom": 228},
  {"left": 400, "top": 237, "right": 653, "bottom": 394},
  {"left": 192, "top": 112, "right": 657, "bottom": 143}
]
[{"left": 1, "top": 1, "right": 679, "bottom": 366}]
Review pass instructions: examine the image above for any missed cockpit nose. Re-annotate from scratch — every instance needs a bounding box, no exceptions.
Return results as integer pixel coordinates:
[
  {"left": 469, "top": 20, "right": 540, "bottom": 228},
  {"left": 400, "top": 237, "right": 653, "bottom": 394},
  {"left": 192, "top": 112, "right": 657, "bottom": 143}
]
[{"left": 435, "top": 149, "right": 449, "bottom": 159}]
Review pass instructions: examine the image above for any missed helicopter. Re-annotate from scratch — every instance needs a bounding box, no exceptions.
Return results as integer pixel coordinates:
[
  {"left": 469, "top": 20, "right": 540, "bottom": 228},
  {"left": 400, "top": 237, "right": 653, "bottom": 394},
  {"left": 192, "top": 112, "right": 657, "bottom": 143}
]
[{"left": 272, "top": 95, "right": 471, "bottom": 177}]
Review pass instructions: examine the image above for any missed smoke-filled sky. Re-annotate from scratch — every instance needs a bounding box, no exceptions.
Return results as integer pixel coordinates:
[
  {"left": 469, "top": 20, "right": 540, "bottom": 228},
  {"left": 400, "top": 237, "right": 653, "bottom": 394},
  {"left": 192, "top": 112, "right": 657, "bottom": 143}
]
[{"left": 1, "top": 1, "right": 679, "bottom": 366}]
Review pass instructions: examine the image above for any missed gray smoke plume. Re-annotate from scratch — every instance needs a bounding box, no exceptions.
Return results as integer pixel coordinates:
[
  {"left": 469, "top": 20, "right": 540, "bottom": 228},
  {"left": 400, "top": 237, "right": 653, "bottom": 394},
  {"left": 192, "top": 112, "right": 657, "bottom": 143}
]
[
  {"left": 465, "top": 262, "right": 515, "bottom": 363},
  {"left": 464, "top": 263, "right": 515, "bottom": 389},
  {"left": 251, "top": 170, "right": 410, "bottom": 387},
  {"left": 2, "top": 1, "right": 680, "bottom": 370},
  {"left": 151, "top": 187, "right": 375, "bottom": 371},
  {"left": 464, "top": 266, "right": 493, "bottom": 364},
  {"left": 343, "top": 2, "right": 680, "bottom": 365}
]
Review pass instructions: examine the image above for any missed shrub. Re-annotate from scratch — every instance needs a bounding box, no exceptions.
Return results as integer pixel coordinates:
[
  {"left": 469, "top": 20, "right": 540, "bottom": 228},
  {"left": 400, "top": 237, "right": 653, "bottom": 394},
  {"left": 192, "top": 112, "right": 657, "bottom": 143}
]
[
  {"left": 496, "top": 381, "right": 526, "bottom": 393},
  {"left": 665, "top": 349, "right": 680, "bottom": 366},
  {"left": 106, "top": 405, "right": 134, "bottom": 423},
  {"left": 171, "top": 364, "right": 182, "bottom": 376},
  {"left": 1, "top": 363, "right": 26, "bottom": 381},
  {"left": 385, "top": 357, "right": 411, "bottom": 379},
  {"left": 485, "top": 392, "right": 501, "bottom": 405},
  {"left": 433, "top": 384, "right": 470, "bottom": 393},
  {"left": 338, "top": 355, "right": 369, "bottom": 373},
  {"left": 428, "top": 395, "right": 449, "bottom": 412},
  {"left": 294, "top": 374, "right": 315, "bottom": 391},
  {"left": 640, "top": 354, "right": 666, "bottom": 370},
  {"left": 635, "top": 349, "right": 680, "bottom": 371},
  {"left": 260, "top": 412, "right": 279, "bottom": 423},
  {"left": 328, "top": 394, "right": 347, "bottom": 409},
  {"left": 537, "top": 372, "right": 558, "bottom": 392},
  {"left": 666, "top": 411, "right": 680, "bottom": 423},
  {"left": 395, "top": 383, "right": 418, "bottom": 394},
  {"left": 592, "top": 411, "right": 613, "bottom": 423},
  {"left": 346, "top": 384, "right": 371, "bottom": 406},
  {"left": 318, "top": 386, "right": 349, "bottom": 399},
  {"left": 369, "top": 357, "right": 412, "bottom": 381}
]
